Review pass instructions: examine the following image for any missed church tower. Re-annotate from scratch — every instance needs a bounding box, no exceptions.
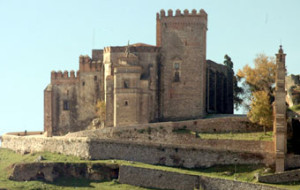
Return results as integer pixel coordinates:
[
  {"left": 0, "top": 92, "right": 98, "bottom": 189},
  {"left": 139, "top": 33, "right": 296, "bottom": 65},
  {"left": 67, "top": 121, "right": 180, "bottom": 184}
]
[{"left": 156, "top": 9, "right": 207, "bottom": 120}]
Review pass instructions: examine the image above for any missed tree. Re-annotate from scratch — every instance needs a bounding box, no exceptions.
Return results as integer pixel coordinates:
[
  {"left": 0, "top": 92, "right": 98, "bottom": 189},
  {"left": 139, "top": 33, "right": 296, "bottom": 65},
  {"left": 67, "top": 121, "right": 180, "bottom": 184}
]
[
  {"left": 96, "top": 100, "right": 106, "bottom": 123},
  {"left": 237, "top": 54, "right": 276, "bottom": 132},
  {"left": 223, "top": 54, "right": 244, "bottom": 110},
  {"left": 248, "top": 91, "right": 273, "bottom": 134},
  {"left": 237, "top": 54, "right": 276, "bottom": 98}
]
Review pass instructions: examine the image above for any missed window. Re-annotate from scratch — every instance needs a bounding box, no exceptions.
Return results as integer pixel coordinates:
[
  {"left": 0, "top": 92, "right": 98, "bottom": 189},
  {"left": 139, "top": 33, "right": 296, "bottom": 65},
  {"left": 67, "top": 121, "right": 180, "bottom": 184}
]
[
  {"left": 94, "top": 76, "right": 97, "bottom": 81},
  {"left": 173, "top": 62, "right": 180, "bottom": 82},
  {"left": 174, "top": 71, "right": 180, "bottom": 82},
  {"left": 124, "top": 100, "right": 128, "bottom": 106},
  {"left": 82, "top": 81, "right": 85, "bottom": 86},
  {"left": 174, "top": 63, "right": 180, "bottom": 69},
  {"left": 124, "top": 80, "right": 129, "bottom": 88},
  {"left": 63, "top": 100, "right": 70, "bottom": 110}
]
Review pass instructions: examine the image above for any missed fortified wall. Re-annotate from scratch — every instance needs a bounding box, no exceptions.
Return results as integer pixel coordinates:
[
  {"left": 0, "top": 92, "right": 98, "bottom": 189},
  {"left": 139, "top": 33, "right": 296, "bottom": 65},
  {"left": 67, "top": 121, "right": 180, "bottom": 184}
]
[{"left": 1, "top": 134, "right": 274, "bottom": 169}]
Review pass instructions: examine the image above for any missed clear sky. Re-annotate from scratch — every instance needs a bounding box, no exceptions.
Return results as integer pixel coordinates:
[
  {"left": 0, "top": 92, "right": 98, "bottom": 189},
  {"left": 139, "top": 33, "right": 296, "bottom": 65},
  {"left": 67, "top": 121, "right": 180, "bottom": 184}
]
[{"left": 0, "top": 0, "right": 299, "bottom": 136}]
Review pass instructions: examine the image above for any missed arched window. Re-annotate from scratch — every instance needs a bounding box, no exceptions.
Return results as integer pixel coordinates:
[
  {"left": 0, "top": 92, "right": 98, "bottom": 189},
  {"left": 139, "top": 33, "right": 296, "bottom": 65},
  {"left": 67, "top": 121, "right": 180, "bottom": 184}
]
[{"left": 173, "top": 62, "right": 180, "bottom": 82}]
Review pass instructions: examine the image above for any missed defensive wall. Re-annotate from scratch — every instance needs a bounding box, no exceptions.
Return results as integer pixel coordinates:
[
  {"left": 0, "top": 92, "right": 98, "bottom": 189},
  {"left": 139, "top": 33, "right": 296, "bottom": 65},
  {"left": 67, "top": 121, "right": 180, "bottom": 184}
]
[
  {"left": 9, "top": 162, "right": 284, "bottom": 190},
  {"left": 119, "top": 165, "right": 284, "bottom": 190},
  {"left": 66, "top": 116, "right": 264, "bottom": 146},
  {"left": 1, "top": 133, "right": 274, "bottom": 168}
]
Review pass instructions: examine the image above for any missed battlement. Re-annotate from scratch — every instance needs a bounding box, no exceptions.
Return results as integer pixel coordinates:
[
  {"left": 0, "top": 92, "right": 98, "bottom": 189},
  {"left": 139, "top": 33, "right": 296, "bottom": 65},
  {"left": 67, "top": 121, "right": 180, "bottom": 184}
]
[
  {"left": 79, "top": 55, "right": 102, "bottom": 72},
  {"left": 156, "top": 9, "right": 207, "bottom": 19},
  {"left": 51, "top": 70, "right": 79, "bottom": 85},
  {"left": 103, "top": 45, "right": 159, "bottom": 53}
]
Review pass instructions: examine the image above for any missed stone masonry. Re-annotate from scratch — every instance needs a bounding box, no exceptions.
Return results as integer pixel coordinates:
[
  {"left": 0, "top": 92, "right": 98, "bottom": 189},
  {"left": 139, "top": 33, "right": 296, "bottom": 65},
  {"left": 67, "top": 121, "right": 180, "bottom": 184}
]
[
  {"left": 273, "top": 45, "right": 287, "bottom": 173},
  {"left": 44, "top": 9, "right": 234, "bottom": 136}
]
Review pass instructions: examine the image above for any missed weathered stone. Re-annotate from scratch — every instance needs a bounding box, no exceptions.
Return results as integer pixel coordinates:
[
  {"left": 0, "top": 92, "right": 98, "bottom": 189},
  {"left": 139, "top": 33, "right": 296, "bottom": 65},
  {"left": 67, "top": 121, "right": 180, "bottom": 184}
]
[
  {"left": 9, "top": 162, "right": 119, "bottom": 182},
  {"left": 119, "top": 165, "right": 285, "bottom": 190}
]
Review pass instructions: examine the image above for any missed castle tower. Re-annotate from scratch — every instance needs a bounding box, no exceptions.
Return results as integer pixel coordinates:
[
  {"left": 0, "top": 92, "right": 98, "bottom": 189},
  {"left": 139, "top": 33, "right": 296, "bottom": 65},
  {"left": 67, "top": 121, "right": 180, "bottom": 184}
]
[
  {"left": 274, "top": 45, "right": 287, "bottom": 173},
  {"left": 157, "top": 9, "right": 208, "bottom": 120}
]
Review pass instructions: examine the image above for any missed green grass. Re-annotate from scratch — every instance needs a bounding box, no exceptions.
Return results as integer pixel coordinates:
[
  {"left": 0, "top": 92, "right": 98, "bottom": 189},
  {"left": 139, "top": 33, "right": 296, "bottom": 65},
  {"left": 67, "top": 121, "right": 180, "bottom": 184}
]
[
  {"left": 199, "top": 131, "right": 273, "bottom": 141},
  {"left": 1, "top": 148, "right": 300, "bottom": 190},
  {"left": 173, "top": 128, "right": 273, "bottom": 141},
  {"left": 0, "top": 148, "right": 155, "bottom": 190},
  {"left": 290, "top": 104, "right": 300, "bottom": 112}
]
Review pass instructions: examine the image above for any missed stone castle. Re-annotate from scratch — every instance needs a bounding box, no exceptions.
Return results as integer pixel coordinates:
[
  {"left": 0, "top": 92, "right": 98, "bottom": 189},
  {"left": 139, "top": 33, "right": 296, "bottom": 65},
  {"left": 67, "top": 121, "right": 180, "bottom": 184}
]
[{"left": 44, "top": 9, "right": 234, "bottom": 136}]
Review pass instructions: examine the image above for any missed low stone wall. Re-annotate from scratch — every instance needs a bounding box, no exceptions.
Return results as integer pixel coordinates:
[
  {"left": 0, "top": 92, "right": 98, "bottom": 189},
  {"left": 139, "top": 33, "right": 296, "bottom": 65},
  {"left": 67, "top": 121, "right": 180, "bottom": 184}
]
[
  {"left": 286, "top": 154, "right": 300, "bottom": 169},
  {"left": 1, "top": 135, "right": 90, "bottom": 158},
  {"left": 119, "top": 165, "right": 284, "bottom": 190},
  {"left": 119, "top": 165, "right": 198, "bottom": 190},
  {"left": 10, "top": 162, "right": 119, "bottom": 182},
  {"left": 89, "top": 139, "right": 274, "bottom": 168},
  {"left": 5, "top": 131, "right": 44, "bottom": 136},
  {"left": 68, "top": 116, "right": 258, "bottom": 138},
  {"left": 1, "top": 134, "right": 275, "bottom": 168},
  {"left": 259, "top": 168, "right": 300, "bottom": 184}
]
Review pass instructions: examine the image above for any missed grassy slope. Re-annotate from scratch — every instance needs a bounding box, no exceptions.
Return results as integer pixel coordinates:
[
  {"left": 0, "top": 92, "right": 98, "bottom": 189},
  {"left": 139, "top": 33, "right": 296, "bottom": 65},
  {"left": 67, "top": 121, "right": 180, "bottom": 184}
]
[
  {"left": 0, "top": 148, "right": 154, "bottom": 190},
  {"left": 1, "top": 147, "right": 300, "bottom": 190}
]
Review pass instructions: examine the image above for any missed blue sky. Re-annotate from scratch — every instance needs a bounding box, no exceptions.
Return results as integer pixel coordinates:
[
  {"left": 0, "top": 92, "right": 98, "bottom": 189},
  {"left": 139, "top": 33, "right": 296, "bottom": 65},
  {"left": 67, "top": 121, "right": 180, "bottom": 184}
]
[{"left": 0, "top": 0, "right": 299, "bottom": 135}]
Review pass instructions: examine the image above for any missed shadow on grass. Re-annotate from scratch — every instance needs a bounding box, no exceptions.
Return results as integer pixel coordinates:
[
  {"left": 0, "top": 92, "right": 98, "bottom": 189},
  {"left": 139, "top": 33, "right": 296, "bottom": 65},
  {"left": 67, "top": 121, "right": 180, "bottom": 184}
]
[{"left": 43, "top": 177, "right": 100, "bottom": 188}]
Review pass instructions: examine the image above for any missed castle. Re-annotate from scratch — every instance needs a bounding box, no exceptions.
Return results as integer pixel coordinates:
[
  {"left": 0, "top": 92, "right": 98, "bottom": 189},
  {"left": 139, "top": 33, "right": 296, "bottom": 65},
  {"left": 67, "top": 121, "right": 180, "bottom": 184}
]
[{"left": 44, "top": 9, "right": 234, "bottom": 136}]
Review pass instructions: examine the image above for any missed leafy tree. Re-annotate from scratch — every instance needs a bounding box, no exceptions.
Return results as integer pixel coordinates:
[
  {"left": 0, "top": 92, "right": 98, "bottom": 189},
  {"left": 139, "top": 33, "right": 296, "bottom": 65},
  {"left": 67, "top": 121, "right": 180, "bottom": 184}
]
[
  {"left": 237, "top": 54, "right": 276, "bottom": 98},
  {"left": 223, "top": 54, "right": 244, "bottom": 110},
  {"left": 248, "top": 91, "right": 273, "bottom": 134},
  {"left": 237, "top": 54, "right": 276, "bottom": 131},
  {"left": 96, "top": 100, "right": 106, "bottom": 123}
]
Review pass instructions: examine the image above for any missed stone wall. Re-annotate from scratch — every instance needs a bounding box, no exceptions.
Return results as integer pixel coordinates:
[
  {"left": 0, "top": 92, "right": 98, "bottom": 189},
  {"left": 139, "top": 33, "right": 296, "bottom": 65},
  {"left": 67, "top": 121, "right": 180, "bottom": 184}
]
[
  {"left": 10, "top": 162, "right": 118, "bottom": 182},
  {"left": 259, "top": 168, "right": 300, "bottom": 184},
  {"left": 1, "top": 135, "right": 90, "bottom": 159},
  {"left": 89, "top": 139, "right": 274, "bottom": 168},
  {"left": 286, "top": 74, "right": 300, "bottom": 107},
  {"left": 66, "top": 116, "right": 262, "bottom": 141},
  {"left": 286, "top": 154, "right": 300, "bottom": 169},
  {"left": 45, "top": 54, "right": 104, "bottom": 136},
  {"left": 119, "top": 165, "right": 284, "bottom": 190},
  {"left": 206, "top": 60, "right": 234, "bottom": 114},
  {"left": 1, "top": 133, "right": 274, "bottom": 168},
  {"left": 119, "top": 165, "right": 198, "bottom": 190},
  {"left": 158, "top": 9, "right": 207, "bottom": 120},
  {"left": 9, "top": 161, "right": 285, "bottom": 190}
]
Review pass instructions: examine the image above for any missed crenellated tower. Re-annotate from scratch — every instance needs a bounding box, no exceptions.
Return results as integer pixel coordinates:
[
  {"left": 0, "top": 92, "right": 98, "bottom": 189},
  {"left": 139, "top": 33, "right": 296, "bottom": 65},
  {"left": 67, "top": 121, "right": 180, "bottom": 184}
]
[
  {"left": 157, "top": 9, "right": 208, "bottom": 120},
  {"left": 274, "top": 45, "right": 287, "bottom": 173}
]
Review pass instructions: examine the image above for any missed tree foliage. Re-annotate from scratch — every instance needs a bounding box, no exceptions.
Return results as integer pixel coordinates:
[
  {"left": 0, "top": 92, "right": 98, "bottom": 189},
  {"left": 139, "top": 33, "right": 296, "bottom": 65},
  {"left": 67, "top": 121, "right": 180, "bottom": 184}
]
[
  {"left": 248, "top": 91, "right": 273, "bottom": 133},
  {"left": 223, "top": 54, "right": 244, "bottom": 110},
  {"left": 96, "top": 100, "right": 106, "bottom": 122},
  {"left": 237, "top": 54, "right": 276, "bottom": 97},
  {"left": 237, "top": 54, "right": 276, "bottom": 131}
]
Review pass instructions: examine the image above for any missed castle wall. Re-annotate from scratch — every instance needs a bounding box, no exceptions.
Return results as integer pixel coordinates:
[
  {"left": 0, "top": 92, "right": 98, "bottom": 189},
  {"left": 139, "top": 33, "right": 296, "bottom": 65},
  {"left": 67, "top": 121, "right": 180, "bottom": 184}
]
[
  {"left": 44, "top": 55, "right": 104, "bottom": 136},
  {"left": 104, "top": 46, "right": 159, "bottom": 126},
  {"left": 113, "top": 66, "right": 143, "bottom": 126},
  {"left": 206, "top": 60, "right": 233, "bottom": 114},
  {"left": 119, "top": 165, "right": 283, "bottom": 190},
  {"left": 158, "top": 9, "right": 207, "bottom": 120},
  {"left": 2, "top": 133, "right": 274, "bottom": 168},
  {"left": 286, "top": 74, "right": 300, "bottom": 106}
]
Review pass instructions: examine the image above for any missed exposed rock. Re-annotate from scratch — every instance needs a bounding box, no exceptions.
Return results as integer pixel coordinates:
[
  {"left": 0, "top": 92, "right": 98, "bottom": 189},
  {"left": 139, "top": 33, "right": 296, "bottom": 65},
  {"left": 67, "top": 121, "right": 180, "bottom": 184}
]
[{"left": 9, "top": 162, "right": 119, "bottom": 182}]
